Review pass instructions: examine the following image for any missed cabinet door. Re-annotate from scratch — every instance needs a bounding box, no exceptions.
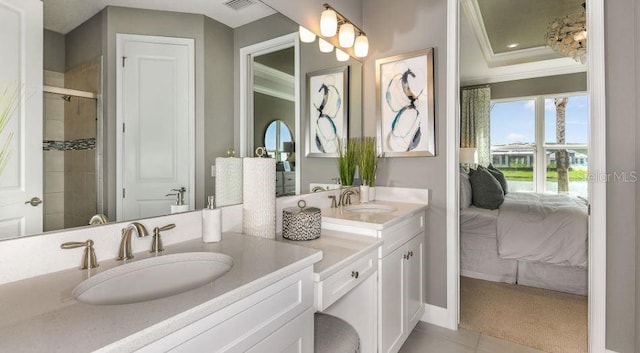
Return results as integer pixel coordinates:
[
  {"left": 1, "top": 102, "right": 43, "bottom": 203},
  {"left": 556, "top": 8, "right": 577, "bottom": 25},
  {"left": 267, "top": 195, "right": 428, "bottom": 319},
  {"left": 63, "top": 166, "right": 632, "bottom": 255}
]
[
  {"left": 379, "top": 245, "right": 406, "bottom": 353},
  {"left": 404, "top": 234, "right": 424, "bottom": 331},
  {"left": 246, "top": 308, "right": 314, "bottom": 353}
]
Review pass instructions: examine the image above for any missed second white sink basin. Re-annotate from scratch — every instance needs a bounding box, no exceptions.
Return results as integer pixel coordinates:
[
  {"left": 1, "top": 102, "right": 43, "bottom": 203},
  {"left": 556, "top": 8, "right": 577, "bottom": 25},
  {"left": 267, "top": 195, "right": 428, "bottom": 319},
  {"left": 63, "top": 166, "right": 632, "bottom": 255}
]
[
  {"left": 344, "top": 204, "right": 398, "bottom": 213},
  {"left": 73, "top": 252, "right": 233, "bottom": 305}
]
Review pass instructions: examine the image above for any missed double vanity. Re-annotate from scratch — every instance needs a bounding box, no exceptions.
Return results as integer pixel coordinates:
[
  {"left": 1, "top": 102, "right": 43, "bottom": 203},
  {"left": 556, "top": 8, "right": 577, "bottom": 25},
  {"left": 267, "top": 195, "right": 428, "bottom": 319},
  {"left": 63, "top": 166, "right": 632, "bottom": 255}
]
[{"left": 0, "top": 187, "right": 428, "bottom": 352}]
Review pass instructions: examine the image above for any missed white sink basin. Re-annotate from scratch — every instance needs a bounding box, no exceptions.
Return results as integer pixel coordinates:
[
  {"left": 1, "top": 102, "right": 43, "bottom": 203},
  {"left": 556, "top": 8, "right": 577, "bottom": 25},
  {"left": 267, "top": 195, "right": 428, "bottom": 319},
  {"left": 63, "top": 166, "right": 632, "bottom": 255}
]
[
  {"left": 73, "top": 252, "right": 233, "bottom": 305},
  {"left": 344, "top": 204, "right": 397, "bottom": 213}
]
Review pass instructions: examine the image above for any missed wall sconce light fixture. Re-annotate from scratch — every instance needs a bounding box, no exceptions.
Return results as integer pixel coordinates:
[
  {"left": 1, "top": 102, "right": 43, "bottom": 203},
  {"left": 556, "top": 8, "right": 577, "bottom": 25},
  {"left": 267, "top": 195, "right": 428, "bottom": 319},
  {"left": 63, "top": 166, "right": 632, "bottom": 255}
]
[{"left": 320, "top": 3, "right": 369, "bottom": 57}]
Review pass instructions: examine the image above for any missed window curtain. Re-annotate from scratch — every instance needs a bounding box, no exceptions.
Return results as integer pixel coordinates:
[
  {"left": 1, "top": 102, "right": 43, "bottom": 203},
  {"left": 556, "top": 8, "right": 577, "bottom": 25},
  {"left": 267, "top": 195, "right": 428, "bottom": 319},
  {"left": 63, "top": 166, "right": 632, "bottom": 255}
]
[{"left": 461, "top": 86, "right": 491, "bottom": 166}]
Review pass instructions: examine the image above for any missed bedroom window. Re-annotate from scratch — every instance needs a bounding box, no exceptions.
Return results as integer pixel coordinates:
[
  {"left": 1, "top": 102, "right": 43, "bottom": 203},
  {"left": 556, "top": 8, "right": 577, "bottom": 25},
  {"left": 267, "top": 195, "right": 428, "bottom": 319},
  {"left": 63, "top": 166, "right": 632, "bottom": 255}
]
[
  {"left": 490, "top": 99, "right": 536, "bottom": 192},
  {"left": 490, "top": 94, "right": 588, "bottom": 197}
]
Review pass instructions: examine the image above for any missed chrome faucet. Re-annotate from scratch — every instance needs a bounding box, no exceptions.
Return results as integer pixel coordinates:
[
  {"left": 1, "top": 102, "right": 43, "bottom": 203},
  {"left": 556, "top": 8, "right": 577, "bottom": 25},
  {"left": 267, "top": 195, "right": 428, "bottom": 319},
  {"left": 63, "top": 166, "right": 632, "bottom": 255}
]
[
  {"left": 339, "top": 188, "right": 360, "bottom": 206},
  {"left": 117, "top": 222, "right": 149, "bottom": 261}
]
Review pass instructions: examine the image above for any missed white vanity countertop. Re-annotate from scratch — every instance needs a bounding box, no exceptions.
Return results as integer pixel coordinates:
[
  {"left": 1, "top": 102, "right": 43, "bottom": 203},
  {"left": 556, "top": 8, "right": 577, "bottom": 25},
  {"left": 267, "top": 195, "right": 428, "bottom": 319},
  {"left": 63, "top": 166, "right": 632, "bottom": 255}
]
[
  {"left": 321, "top": 200, "right": 427, "bottom": 230},
  {"left": 0, "top": 233, "right": 322, "bottom": 353},
  {"left": 277, "top": 230, "right": 383, "bottom": 282}
]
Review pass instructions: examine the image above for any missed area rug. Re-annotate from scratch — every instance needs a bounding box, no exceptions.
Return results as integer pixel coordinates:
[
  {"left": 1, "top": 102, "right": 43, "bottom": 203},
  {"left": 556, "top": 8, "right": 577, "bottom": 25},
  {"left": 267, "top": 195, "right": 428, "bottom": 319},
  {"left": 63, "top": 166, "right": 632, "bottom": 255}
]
[{"left": 459, "top": 276, "right": 587, "bottom": 353}]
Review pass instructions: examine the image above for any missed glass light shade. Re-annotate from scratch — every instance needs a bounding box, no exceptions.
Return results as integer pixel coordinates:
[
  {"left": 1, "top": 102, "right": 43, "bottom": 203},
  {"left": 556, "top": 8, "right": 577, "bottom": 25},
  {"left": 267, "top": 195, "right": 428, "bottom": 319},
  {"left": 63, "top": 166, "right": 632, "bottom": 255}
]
[
  {"left": 318, "top": 38, "right": 334, "bottom": 53},
  {"left": 320, "top": 9, "right": 337, "bottom": 37},
  {"left": 354, "top": 35, "right": 369, "bottom": 57},
  {"left": 299, "top": 26, "right": 316, "bottom": 43},
  {"left": 338, "top": 23, "right": 355, "bottom": 48},
  {"left": 335, "top": 48, "right": 349, "bottom": 62}
]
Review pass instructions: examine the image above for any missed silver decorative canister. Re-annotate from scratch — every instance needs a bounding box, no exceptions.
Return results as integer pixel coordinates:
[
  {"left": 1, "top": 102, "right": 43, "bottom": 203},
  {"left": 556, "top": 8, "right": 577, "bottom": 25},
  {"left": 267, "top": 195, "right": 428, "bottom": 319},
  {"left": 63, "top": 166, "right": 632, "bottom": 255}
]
[{"left": 282, "top": 200, "right": 321, "bottom": 241}]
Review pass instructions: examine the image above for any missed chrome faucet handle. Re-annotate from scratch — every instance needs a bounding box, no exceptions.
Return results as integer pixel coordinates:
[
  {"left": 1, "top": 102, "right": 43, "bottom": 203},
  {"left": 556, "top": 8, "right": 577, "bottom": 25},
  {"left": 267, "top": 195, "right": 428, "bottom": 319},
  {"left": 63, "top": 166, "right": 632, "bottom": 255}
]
[
  {"left": 151, "top": 223, "right": 175, "bottom": 253},
  {"left": 61, "top": 239, "right": 99, "bottom": 270},
  {"left": 328, "top": 195, "right": 338, "bottom": 208}
]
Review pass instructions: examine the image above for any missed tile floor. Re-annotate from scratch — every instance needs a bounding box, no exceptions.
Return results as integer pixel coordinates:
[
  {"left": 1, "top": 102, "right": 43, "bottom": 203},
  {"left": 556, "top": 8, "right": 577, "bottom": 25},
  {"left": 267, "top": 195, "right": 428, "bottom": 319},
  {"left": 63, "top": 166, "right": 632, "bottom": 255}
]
[{"left": 400, "top": 322, "right": 546, "bottom": 353}]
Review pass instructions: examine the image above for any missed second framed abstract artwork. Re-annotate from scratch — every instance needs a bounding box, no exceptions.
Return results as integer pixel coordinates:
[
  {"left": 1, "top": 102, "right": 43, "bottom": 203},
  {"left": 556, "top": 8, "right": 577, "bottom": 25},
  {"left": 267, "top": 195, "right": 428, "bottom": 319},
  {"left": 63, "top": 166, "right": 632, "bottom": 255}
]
[
  {"left": 376, "top": 48, "right": 435, "bottom": 157},
  {"left": 306, "top": 66, "right": 349, "bottom": 157}
]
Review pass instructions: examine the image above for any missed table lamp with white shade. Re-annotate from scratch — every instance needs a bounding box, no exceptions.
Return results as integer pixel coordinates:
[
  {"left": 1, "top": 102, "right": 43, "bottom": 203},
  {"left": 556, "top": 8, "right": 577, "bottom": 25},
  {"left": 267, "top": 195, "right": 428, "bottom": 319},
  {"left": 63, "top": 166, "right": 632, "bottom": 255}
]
[{"left": 459, "top": 147, "right": 477, "bottom": 171}]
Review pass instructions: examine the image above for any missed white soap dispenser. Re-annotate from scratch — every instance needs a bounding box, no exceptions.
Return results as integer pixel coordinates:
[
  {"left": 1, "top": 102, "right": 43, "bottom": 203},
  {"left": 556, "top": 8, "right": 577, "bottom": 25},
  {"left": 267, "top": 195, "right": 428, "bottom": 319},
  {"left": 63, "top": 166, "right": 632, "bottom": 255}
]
[
  {"left": 202, "top": 195, "right": 222, "bottom": 243},
  {"left": 168, "top": 187, "right": 189, "bottom": 213}
]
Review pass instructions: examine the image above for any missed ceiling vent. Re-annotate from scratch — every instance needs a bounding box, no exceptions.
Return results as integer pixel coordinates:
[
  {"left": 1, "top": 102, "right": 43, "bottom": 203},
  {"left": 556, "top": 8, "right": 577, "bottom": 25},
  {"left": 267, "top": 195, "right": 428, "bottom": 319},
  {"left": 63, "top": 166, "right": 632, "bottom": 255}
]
[{"left": 224, "top": 0, "right": 255, "bottom": 10}]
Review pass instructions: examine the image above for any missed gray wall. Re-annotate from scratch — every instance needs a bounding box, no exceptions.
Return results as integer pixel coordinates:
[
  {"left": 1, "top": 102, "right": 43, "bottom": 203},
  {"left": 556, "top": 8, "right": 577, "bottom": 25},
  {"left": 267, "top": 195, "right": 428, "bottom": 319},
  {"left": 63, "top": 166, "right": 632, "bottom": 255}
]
[
  {"left": 204, "top": 16, "right": 234, "bottom": 203},
  {"left": 362, "top": 0, "right": 449, "bottom": 308},
  {"left": 43, "top": 29, "right": 65, "bottom": 73},
  {"left": 65, "top": 11, "right": 104, "bottom": 71},
  {"left": 636, "top": 0, "right": 640, "bottom": 350},
  {"left": 605, "top": 0, "right": 638, "bottom": 351},
  {"left": 488, "top": 72, "right": 587, "bottom": 100}
]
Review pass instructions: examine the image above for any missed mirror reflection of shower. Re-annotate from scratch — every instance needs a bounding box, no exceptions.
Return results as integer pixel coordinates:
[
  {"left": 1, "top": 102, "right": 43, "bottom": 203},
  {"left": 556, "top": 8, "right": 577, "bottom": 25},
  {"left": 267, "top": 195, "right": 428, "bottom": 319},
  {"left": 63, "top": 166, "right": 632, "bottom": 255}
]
[{"left": 43, "top": 83, "right": 101, "bottom": 231}]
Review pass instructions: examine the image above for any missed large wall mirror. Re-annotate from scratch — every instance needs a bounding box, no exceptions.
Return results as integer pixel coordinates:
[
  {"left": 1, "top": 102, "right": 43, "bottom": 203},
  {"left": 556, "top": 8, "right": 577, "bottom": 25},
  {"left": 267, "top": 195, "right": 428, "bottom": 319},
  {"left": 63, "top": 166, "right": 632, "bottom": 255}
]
[
  {"left": 0, "top": 0, "right": 362, "bottom": 239},
  {"left": 236, "top": 12, "right": 363, "bottom": 204}
]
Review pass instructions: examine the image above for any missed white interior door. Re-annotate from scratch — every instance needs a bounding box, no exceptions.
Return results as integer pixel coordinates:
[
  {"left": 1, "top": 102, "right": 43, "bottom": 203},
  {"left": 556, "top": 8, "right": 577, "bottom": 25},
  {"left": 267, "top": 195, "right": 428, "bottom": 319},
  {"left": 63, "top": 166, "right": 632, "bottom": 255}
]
[
  {"left": 0, "top": 0, "right": 43, "bottom": 239},
  {"left": 117, "top": 35, "right": 194, "bottom": 221}
]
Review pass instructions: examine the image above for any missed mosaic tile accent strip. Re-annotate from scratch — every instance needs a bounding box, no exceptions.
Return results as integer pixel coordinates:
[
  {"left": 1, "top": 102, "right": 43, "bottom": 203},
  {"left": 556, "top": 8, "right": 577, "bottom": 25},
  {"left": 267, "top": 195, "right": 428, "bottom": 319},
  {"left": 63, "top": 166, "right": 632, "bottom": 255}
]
[{"left": 43, "top": 138, "right": 96, "bottom": 151}]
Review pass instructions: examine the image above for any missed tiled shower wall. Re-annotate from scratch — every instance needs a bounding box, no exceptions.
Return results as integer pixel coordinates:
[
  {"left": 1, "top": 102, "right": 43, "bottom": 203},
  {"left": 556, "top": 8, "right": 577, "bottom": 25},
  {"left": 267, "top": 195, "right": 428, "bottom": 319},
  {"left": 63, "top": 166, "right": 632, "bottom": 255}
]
[
  {"left": 43, "top": 71, "right": 65, "bottom": 231},
  {"left": 42, "top": 57, "right": 101, "bottom": 232},
  {"left": 64, "top": 57, "right": 101, "bottom": 229}
]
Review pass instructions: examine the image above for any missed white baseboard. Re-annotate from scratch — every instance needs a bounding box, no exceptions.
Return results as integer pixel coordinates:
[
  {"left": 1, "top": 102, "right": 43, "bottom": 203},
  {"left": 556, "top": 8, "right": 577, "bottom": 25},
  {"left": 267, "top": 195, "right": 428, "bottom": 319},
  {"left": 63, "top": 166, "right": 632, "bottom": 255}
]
[
  {"left": 605, "top": 350, "right": 619, "bottom": 353},
  {"left": 420, "top": 303, "right": 453, "bottom": 329}
]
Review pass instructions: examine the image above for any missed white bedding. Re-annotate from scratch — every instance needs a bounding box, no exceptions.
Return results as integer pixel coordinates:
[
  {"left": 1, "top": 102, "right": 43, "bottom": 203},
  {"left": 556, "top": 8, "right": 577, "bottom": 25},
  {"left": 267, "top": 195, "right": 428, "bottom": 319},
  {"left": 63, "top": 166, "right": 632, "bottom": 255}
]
[
  {"left": 496, "top": 192, "right": 588, "bottom": 267},
  {"left": 460, "top": 206, "right": 498, "bottom": 238}
]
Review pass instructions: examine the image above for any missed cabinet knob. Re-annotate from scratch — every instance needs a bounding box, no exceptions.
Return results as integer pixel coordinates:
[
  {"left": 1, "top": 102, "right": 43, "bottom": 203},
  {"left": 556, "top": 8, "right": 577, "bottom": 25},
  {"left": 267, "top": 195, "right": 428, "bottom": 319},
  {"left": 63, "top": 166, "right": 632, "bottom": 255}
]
[
  {"left": 409, "top": 251, "right": 414, "bottom": 257},
  {"left": 351, "top": 270, "right": 359, "bottom": 279}
]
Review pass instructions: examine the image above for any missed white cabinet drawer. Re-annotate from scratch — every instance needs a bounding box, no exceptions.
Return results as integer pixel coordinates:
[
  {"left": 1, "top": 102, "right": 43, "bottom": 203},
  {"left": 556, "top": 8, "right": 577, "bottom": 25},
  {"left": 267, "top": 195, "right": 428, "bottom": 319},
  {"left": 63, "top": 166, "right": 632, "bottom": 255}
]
[
  {"left": 379, "top": 211, "right": 424, "bottom": 257},
  {"left": 138, "top": 268, "right": 313, "bottom": 353},
  {"left": 315, "top": 250, "right": 377, "bottom": 311}
]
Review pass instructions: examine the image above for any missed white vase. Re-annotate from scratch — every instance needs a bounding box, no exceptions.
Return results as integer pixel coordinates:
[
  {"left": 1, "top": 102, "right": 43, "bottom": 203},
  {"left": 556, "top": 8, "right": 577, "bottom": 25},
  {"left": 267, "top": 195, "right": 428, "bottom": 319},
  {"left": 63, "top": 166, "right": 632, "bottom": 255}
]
[
  {"left": 369, "top": 186, "right": 376, "bottom": 201},
  {"left": 359, "top": 185, "right": 369, "bottom": 203}
]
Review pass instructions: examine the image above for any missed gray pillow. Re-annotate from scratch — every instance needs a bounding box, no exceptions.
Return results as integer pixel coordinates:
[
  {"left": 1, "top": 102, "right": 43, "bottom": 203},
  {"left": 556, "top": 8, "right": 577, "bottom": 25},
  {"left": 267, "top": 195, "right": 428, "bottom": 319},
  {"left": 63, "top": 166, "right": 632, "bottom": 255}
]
[
  {"left": 469, "top": 166, "right": 504, "bottom": 210},
  {"left": 487, "top": 164, "right": 508, "bottom": 194},
  {"left": 460, "top": 171, "right": 472, "bottom": 208}
]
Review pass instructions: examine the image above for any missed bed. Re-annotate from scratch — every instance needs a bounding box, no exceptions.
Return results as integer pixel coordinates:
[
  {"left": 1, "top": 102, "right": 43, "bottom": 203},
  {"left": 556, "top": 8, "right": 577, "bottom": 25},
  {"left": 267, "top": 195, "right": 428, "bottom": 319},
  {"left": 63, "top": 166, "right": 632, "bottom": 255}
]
[{"left": 460, "top": 191, "right": 588, "bottom": 296}]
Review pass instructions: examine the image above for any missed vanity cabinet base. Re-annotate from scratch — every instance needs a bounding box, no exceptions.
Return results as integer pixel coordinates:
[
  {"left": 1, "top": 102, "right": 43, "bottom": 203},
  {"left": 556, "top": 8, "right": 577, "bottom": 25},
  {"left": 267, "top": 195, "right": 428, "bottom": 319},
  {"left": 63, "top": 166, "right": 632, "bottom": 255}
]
[{"left": 137, "top": 267, "right": 314, "bottom": 353}]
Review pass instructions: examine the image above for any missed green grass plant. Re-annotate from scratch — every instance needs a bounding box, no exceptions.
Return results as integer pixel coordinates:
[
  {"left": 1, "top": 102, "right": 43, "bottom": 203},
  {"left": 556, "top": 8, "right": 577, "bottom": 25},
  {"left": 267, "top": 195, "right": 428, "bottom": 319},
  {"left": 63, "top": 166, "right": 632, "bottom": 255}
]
[
  {"left": 358, "top": 137, "right": 377, "bottom": 187},
  {"left": 337, "top": 137, "right": 358, "bottom": 186}
]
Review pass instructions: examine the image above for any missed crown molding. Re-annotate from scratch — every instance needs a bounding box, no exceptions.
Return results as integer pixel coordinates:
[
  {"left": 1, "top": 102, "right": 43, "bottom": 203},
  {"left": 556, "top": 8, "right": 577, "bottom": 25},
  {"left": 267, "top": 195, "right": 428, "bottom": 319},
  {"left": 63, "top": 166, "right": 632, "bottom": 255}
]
[
  {"left": 461, "top": 58, "right": 587, "bottom": 86},
  {"left": 253, "top": 62, "right": 295, "bottom": 102}
]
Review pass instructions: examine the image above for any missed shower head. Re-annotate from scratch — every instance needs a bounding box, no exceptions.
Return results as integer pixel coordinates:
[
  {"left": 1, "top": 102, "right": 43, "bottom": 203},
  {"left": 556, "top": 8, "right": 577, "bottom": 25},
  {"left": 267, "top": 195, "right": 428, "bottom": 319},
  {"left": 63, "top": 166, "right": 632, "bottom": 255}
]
[{"left": 62, "top": 95, "right": 71, "bottom": 102}]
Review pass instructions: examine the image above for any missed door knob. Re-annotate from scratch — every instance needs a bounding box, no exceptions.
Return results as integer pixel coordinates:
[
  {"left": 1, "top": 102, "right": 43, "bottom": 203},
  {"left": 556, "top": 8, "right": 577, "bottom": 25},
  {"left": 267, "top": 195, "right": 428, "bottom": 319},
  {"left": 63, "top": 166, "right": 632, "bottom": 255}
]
[{"left": 25, "top": 197, "right": 43, "bottom": 207}]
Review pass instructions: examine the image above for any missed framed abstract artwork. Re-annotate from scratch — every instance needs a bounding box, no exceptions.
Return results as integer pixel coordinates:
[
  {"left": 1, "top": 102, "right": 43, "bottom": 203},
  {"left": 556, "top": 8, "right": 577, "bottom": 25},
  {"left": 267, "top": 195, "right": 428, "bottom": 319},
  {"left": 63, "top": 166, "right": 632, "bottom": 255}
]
[
  {"left": 376, "top": 48, "right": 435, "bottom": 157},
  {"left": 306, "top": 66, "right": 349, "bottom": 157}
]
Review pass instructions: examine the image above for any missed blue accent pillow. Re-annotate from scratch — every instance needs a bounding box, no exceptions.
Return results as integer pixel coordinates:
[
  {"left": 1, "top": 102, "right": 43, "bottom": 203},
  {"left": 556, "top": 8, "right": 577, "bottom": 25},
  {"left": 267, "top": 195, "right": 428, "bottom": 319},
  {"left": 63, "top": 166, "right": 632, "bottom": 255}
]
[
  {"left": 469, "top": 166, "right": 504, "bottom": 210},
  {"left": 487, "top": 164, "right": 508, "bottom": 194}
]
